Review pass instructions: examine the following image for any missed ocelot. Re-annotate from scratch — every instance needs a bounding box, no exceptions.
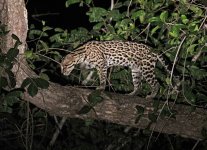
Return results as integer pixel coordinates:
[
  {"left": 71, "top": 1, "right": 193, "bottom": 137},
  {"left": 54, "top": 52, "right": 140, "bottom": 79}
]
[{"left": 61, "top": 40, "right": 170, "bottom": 98}]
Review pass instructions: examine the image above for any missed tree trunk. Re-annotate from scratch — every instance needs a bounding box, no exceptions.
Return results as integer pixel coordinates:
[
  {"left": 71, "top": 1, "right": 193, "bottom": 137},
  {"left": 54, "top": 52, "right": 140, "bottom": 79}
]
[{"left": 0, "top": 0, "right": 206, "bottom": 140}]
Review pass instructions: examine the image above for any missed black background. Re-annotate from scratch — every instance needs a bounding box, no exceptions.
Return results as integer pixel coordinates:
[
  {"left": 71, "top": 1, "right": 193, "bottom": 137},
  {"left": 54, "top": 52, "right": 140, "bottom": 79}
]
[{"left": 26, "top": 0, "right": 110, "bottom": 29}]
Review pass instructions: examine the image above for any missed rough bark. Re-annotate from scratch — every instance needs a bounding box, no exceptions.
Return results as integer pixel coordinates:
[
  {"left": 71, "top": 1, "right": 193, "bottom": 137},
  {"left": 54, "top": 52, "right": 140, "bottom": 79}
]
[{"left": 0, "top": 0, "right": 207, "bottom": 141}]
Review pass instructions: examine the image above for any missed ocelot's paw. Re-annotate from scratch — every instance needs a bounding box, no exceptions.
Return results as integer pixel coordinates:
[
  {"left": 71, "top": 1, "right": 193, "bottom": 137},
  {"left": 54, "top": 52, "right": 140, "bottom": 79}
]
[
  {"left": 146, "top": 95, "right": 153, "bottom": 99},
  {"left": 82, "top": 80, "right": 88, "bottom": 85},
  {"left": 146, "top": 93, "right": 156, "bottom": 99},
  {"left": 128, "top": 91, "right": 137, "bottom": 96},
  {"left": 96, "top": 86, "right": 105, "bottom": 91}
]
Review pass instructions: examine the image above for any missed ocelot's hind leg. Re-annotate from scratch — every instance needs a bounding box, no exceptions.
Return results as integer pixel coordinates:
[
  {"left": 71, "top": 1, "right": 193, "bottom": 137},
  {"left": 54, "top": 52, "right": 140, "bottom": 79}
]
[
  {"left": 146, "top": 82, "right": 159, "bottom": 99},
  {"left": 96, "top": 65, "right": 107, "bottom": 91},
  {"left": 128, "top": 68, "right": 142, "bottom": 95},
  {"left": 142, "top": 62, "right": 159, "bottom": 99}
]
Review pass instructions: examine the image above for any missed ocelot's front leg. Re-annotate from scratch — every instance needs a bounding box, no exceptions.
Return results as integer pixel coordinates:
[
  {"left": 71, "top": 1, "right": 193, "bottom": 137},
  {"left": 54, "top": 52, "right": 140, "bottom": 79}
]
[
  {"left": 96, "top": 65, "right": 107, "bottom": 90},
  {"left": 82, "top": 70, "right": 95, "bottom": 85}
]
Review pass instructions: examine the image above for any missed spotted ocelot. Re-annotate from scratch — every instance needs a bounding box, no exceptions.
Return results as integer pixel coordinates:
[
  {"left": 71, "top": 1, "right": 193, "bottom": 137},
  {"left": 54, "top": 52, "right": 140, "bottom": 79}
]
[{"left": 61, "top": 40, "right": 170, "bottom": 98}]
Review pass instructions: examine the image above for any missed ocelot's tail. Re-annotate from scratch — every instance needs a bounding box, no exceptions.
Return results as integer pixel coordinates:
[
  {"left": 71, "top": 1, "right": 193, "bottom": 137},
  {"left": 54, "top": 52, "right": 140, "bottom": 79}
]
[{"left": 157, "top": 55, "right": 171, "bottom": 75}]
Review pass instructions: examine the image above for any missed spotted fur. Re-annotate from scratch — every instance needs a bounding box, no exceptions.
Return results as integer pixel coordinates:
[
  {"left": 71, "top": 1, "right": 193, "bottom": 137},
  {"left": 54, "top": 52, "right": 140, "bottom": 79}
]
[{"left": 61, "top": 40, "right": 169, "bottom": 98}]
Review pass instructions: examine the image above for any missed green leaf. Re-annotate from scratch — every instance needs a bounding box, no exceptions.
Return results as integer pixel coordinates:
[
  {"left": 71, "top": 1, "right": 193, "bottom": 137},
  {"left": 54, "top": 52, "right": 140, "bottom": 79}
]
[
  {"left": 4, "top": 97, "right": 18, "bottom": 106},
  {"left": 24, "top": 50, "right": 33, "bottom": 59},
  {"left": 39, "top": 72, "right": 50, "bottom": 81},
  {"left": 196, "top": 93, "right": 207, "bottom": 102},
  {"left": 0, "top": 23, "right": 9, "bottom": 36},
  {"left": 42, "top": 20, "right": 46, "bottom": 26},
  {"left": 21, "top": 77, "right": 31, "bottom": 88},
  {"left": 4, "top": 90, "right": 22, "bottom": 107},
  {"left": 189, "top": 4, "right": 203, "bottom": 16},
  {"left": 54, "top": 28, "right": 64, "bottom": 32},
  {"left": 160, "top": 108, "right": 173, "bottom": 118},
  {"left": 42, "top": 26, "right": 53, "bottom": 32},
  {"left": 12, "top": 34, "right": 22, "bottom": 49},
  {"left": 34, "top": 78, "right": 49, "bottom": 89},
  {"left": 85, "top": 0, "right": 92, "bottom": 5},
  {"left": 188, "top": 22, "right": 199, "bottom": 32},
  {"left": 135, "top": 105, "right": 145, "bottom": 114},
  {"left": 165, "top": 77, "right": 172, "bottom": 85},
  {"left": 181, "top": 15, "right": 189, "bottom": 24},
  {"left": 106, "top": 24, "right": 115, "bottom": 33},
  {"left": 151, "top": 25, "right": 160, "bottom": 35},
  {"left": 107, "top": 9, "right": 123, "bottom": 21},
  {"left": 2, "top": 59, "right": 12, "bottom": 69},
  {"left": 65, "top": 0, "right": 81, "bottom": 7},
  {"left": 169, "top": 31, "right": 178, "bottom": 38},
  {"left": 186, "top": 44, "right": 197, "bottom": 55},
  {"left": 6, "top": 90, "right": 22, "bottom": 98},
  {"left": 189, "top": 66, "right": 207, "bottom": 80},
  {"left": 183, "top": 87, "right": 196, "bottom": 103},
  {"left": 86, "top": 7, "right": 107, "bottom": 22},
  {"left": 15, "top": 42, "right": 22, "bottom": 50},
  {"left": 148, "top": 17, "right": 160, "bottom": 23},
  {"left": 78, "top": 105, "right": 92, "bottom": 114},
  {"left": 160, "top": 11, "right": 168, "bottom": 22},
  {"left": 28, "top": 83, "right": 38, "bottom": 97},
  {"left": 148, "top": 113, "right": 157, "bottom": 122},
  {"left": 29, "top": 29, "right": 48, "bottom": 38},
  {"left": 85, "top": 119, "right": 94, "bottom": 126},
  {"left": 7, "top": 48, "right": 19, "bottom": 61},
  {"left": 93, "top": 22, "right": 104, "bottom": 30},
  {"left": 68, "top": 27, "right": 89, "bottom": 43},
  {"left": 115, "top": 18, "right": 133, "bottom": 32},
  {"left": 39, "top": 40, "right": 49, "bottom": 52},
  {"left": 169, "top": 24, "right": 185, "bottom": 38},
  {"left": 11, "top": 34, "right": 20, "bottom": 43},
  {"left": 88, "top": 90, "right": 103, "bottom": 106},
  {"left": 131, "top": 10, "right": 146, "bottom": 23}
]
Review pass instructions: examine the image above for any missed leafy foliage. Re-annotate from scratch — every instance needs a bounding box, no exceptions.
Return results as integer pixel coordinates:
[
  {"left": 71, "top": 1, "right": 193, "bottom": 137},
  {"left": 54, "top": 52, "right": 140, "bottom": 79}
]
[
  {"left": 1, "top": 0, "right": 207, "bottom": 149},
  {"left": 78, "top": 90, "right": 103, "bottom": 114},
  {"left": 0, "top": 22, "right": 50, "bottom": 150},
  {"left": 24, "top": 1, "right": 207, "bottom": 147},
  {"left": 21, "top": 77, "right": 49, "bottom": 97},
  {"left": 0, "top": 24, "right": 49, "bottom": 113},
  {"left": 0, "top": 30, "right": 22, "bottom": 113},
  {"left": 28, "top": 0, "right": 207, "bottom": 105}
]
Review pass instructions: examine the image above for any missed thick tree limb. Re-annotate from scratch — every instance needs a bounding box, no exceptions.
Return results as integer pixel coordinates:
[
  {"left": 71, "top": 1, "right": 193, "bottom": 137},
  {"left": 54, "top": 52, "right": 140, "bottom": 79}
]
[
  {"left": 1, "top": 0, "right": 207, "bottom": 141},
  {"left": 23, "top": 83, "right": 207, "bottom": 140}
]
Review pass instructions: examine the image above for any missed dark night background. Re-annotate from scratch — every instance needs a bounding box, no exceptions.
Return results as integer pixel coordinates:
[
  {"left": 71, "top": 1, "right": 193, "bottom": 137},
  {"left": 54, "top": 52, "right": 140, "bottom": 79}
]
[
  {"left": 26, "top": 0, "right": 110, "bottom": 30},
  {"left": 7, "top": 1, "right": 205, "bottom": 149}
]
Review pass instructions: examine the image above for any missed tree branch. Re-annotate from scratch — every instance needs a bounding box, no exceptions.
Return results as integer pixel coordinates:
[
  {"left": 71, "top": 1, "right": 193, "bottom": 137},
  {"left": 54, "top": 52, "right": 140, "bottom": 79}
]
[
  {"left": 1, "top": 0, "right": 207, "bottom": 142},
  {"left": 21, "top": 82, "right": 206, "bottom": 140}
]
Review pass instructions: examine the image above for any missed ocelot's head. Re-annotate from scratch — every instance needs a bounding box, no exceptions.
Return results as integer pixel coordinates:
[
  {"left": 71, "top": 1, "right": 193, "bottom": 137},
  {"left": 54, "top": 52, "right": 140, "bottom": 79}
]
[{"left": 60, "top": 54, "right": 79, "bottom": 76}]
